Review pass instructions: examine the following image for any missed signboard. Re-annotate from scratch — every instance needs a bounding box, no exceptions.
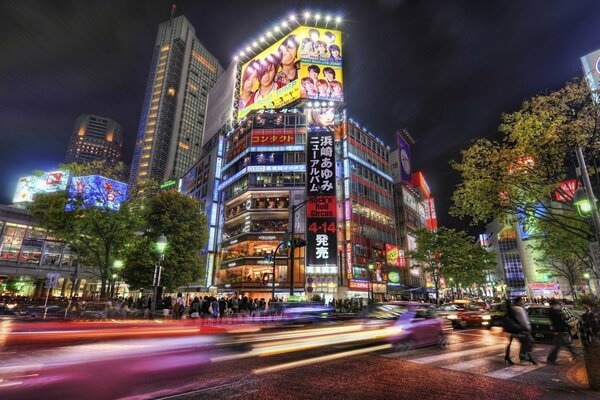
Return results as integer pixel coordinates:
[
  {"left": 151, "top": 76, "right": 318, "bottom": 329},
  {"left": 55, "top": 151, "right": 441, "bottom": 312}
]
[
  {"left": 348, "top": 279, "right": 369, "bottom": 291},
  {"left": 160, "top": 179, "right": 178, "bottom": 190},
  {"left": 385, "top": 244, "right": 400, "bottom": 266},
  {"left": 67, "top": 175, "right": 128, "bottom": 211},
  {"left": 250, "top": 152, "right": 284, "bottom": 166},
  {"left": 387, "top": 267, "right": 401, "bottom": 287},
  {"left": 554, "top": 179, "right": 579, "bottom": 202},
  {"left": 396, "top": 131, "right": 412, "bottom": 185},
  {"left": 425, "top": 197, "right": 438, "bottom": 230},
  {"left": 305, "top": 107, "right": 337, "bottom": 272},
  {"left": 237, "top": 26, "right": 343, "bottom": 120},
  {"left": 251, "top": 131, "right": 295, "bottom": 146},
  {"left": 412, "top": 171, "right": 431, "bottom": 199},
  {"left": 13, "top": 170, "right": 70, "bottom": 203},
  {"left": 581, "top": 49, "right": 600, "bottom": 103}
]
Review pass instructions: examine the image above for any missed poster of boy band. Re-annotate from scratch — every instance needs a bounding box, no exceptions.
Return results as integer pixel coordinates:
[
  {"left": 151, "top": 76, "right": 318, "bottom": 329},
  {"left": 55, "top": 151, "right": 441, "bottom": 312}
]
[{"left": 238, "top": 26, "right": 343, "bottom": 120}]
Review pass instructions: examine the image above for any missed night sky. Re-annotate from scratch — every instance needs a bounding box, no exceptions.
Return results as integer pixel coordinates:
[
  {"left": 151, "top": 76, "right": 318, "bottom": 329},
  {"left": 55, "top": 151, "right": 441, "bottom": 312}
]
[{"left": 2, "top": 0, "right": 600, "bottom": 230}]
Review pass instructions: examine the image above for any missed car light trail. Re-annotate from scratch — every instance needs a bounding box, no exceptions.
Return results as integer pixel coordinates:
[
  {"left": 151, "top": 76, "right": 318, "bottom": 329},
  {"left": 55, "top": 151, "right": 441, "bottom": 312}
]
[{"left": 252, "top": 343, "right": 392, "bottom": 375}]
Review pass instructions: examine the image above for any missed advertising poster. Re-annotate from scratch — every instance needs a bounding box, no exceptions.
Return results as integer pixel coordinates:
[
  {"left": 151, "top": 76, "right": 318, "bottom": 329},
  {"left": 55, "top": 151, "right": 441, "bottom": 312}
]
[
  {"left": 238, "top": 26, "right": 343, "bottom": 120},
  {"left": 425, "top": 197, "right": 438, "bottom": 230},
  {"left": 13, "top": 171, "right": 70, "bottom": 203},
  {"left": 396, "top": 132, "right": 412, "bottom": 185},
  {"left": 385, "top": 244, "right": 400, "bottom": 266},
  {"left": 305, "top": 107, "right": 337, "bottom": 271},
  {"left": 581, "top": 49, "right": 600, "bottom": 103},
  {"left": 250, "top": 152, "right": 283, "bottom": 166},
  {"left": 554, "top": 179, "right": 579, "bottom": 202},
  {"left": 67, "top": 175, "right": 128, "bottom": 211}
]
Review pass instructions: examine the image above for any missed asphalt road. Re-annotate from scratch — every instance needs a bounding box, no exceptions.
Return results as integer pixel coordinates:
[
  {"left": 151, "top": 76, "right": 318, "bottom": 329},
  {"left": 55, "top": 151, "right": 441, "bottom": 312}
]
[{"left": 0, "top": 322, "right": 597, "bottom": 400}]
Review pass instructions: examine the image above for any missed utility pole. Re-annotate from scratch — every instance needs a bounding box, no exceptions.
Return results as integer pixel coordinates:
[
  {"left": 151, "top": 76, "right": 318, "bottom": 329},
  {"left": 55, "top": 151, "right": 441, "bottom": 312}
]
[{"left": 576, "top": 146, "right": 600, "bottom": 278}]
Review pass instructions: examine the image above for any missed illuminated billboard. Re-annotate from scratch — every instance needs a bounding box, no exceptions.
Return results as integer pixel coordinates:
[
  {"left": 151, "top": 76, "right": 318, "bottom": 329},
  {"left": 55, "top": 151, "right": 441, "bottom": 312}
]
[
  {"left": 385, "top": 244, "right": 400, "bottom": 266},
  {"left": 238, "top": 26, "right": 343, "bottom": 120},
  {"left": 13, "top": 170, "right": 70, "bottom": 203},
  {"left": 581, "top": 49, "right": 600, "bottom": 103},
  {"left": 67, "top": 175, "right": 128, "bottom": 211}
]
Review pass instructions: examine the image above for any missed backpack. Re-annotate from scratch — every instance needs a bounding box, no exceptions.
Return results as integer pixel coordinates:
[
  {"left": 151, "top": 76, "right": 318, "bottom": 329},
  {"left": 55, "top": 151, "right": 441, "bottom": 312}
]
[{"left": 503, "top": 314, "right": 522, "bottom": 334}]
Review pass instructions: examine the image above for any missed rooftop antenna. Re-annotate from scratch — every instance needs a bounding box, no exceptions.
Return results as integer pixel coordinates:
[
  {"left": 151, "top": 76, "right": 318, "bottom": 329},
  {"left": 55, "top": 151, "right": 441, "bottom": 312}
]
[{"left": 170, "top": 3, "right": 177, "bottom": 22}]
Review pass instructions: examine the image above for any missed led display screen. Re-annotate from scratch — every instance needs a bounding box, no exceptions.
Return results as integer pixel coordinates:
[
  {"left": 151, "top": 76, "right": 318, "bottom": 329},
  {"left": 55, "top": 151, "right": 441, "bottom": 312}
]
[
  {"left": 13, "top": 171, "right": 70, "bottom": 203},
  {"left": 67, "top": 175, "right": 128, "bottom": 211}
]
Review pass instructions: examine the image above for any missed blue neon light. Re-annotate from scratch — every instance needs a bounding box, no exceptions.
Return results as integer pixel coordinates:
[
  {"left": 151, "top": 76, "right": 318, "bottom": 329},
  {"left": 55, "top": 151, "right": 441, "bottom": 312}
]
[
  {"left": 247, "top": 164, "right": 305, "bottom": 173},
  {"left": 348, "top": 153, "right": 393, "bottom": 182},
  {"left": 222, "top": 145, "right": 304, "bottom": 172}
]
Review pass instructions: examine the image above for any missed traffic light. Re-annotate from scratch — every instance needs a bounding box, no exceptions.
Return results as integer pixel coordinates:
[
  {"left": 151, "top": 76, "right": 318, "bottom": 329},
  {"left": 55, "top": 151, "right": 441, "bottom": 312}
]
[
  {"left": 293, "top": 238, "right": 307, "bottom": 248},
  {"left": 285, "top": 238, "right": 307, "bottom": 248}
]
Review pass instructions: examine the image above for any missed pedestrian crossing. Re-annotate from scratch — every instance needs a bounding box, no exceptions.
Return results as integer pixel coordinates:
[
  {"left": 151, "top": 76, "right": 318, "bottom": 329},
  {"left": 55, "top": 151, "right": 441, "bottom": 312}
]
[{"left": 378, "top": 331, "right": 576, "bottom": 382}]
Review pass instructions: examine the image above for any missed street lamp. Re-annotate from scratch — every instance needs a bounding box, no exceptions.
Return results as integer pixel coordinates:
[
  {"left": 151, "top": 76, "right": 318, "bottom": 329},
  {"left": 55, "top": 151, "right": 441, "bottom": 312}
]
[
  {"left": 584, "top": 272, "right": 592, "bottom": 294},
  {"left": 368, "top": 263, "right": 374, "bottom": 303},
  {"left": 152, "top": 234, "right": 167, "bottom": 318},
  {"left": 574, "top": 187, "right": 594, "bottom": 217}
]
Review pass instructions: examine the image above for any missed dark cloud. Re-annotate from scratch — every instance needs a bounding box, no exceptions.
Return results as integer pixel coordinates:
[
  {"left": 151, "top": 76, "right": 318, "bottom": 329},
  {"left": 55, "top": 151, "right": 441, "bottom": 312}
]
[{"left": 1, "top": 0, "right": 600, "bottom": 231}]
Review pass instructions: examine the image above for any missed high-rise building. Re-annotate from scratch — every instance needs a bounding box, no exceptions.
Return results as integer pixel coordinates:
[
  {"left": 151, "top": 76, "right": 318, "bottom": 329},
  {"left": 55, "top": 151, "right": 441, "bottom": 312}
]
[
  {"left": 65, "top": 115, "right": 123, "bottom": 164},
  {"left": 130, "top": 15, "right": 223, "bottom": 187}
]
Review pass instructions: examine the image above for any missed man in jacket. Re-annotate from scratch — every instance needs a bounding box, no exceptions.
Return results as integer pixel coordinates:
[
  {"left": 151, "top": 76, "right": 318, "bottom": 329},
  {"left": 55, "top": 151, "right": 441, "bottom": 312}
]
[
  {"left": 512, "top": 296, "right": 537, "bottom": 364},
  {"left": 547, "top": 299, "right": 578, "bottom": 364}
]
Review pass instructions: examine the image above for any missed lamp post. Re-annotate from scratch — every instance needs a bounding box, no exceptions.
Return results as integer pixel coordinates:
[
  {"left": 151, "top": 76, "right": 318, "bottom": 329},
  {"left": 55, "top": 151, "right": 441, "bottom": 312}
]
[
  {"left": 270, "top": 241, "right": 286, "bottom": 305},
  {"left": 289, "top": 198, "right": 313, "bottom": 296},
  {"left": 575, "top": 147, "right": 600, "bottom": 278},
  {"left": 584, "top": 272, "right": 592, "bottom": 294},
  {"left": 151, "top": 234, "right": 167, "bottom": 319},
  {"left": 111, "top": 260, "right": 123, "bottom": 298}
]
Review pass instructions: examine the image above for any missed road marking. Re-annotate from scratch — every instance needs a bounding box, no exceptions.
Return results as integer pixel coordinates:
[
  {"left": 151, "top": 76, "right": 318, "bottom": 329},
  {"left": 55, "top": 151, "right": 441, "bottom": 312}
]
[
  {"left": 485, "top": 363, "right": 544, "bottom": 379},
  {"left": 409, "top": 344, "right": 506, "bottom": 364},
  {"left": 443, "top": 353, "right": 504, "bottom": 371}
]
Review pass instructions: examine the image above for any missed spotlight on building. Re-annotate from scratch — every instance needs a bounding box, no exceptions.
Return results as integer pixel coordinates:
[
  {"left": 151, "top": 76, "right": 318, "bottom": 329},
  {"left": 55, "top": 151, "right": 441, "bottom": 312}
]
[
  {"left": 246, "top": 46, "right": 251, "bottom": 52},
  {"left": 307, "top": 101, "right": 313, "bottom": 108},
  {"left": 315, "top": 14, "right": 321, "bottom": 21},
  {"left": 304, "top": 11, "right": 310, "bottom": 20}
]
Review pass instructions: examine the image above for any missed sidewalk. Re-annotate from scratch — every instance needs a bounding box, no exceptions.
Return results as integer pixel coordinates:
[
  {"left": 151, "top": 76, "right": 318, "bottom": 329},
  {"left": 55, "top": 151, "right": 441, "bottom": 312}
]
[{"left": 540, "top": 361, "right": 600, "bottom": 400}]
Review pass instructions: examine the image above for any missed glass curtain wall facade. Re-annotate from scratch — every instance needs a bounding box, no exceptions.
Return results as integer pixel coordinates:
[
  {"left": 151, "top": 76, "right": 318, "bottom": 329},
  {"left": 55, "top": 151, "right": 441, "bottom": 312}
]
[{"left": 131, "top": 15, "right": 222, "bottom": 187}]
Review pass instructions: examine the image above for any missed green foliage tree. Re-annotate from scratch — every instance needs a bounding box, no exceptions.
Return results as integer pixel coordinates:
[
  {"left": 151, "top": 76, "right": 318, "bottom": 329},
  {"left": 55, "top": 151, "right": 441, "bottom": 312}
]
[
  {"left": 529, "top": 213, "right": 596, "bottom": 300},
  {"left": 451, "top": 78, "right": 600, "bottom": 241},
  {"left": 410, "top": 228, "right": 494, "bottom": 304},
  {"left": 122, "top": 190, "right": 208, "bottom": 291},
  {"left": 30, "top": 161, "right": 141, "bottom": 298}
]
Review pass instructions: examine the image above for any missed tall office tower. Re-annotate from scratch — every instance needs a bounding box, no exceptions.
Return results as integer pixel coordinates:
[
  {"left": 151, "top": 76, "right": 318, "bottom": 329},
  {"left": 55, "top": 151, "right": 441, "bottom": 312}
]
[
  {"left": 130, "top": 15, "right": 223, "bottom": 187},
  {"left": 65, "top": 115, "right": 123, "bottom": 164}
]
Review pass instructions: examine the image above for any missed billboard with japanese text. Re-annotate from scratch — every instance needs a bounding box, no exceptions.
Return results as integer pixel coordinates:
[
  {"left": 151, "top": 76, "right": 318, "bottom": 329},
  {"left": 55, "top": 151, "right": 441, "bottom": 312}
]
[
  {"left": 305, "top": 107, "right": 338, "bottom": 272},
  {"left": 238, "top": 26, "right": 343, "bottom": 120}
]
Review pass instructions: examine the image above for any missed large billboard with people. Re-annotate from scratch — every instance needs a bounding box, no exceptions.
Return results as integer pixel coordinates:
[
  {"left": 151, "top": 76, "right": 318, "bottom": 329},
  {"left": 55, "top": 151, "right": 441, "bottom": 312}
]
[{"left": 238, "top": 26, "right": 343, "bottom": 120}]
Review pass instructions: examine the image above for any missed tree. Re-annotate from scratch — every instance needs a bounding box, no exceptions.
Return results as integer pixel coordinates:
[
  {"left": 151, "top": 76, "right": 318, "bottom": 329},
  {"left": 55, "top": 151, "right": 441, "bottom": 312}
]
[
  {"left": 451, "top": 78, "right": 600, "bottom": 240},
  {"left": 409, "top": 228, "right": 494, "bottom": 304},
  {"left": 30, "top": 161, "right": 141, "bottom": 298},
  {"left": 122, "top": 190, "right": 208, "bottom": 291},
  {"left": 529, "top": 213, "right": 595, "bottom": 300}
]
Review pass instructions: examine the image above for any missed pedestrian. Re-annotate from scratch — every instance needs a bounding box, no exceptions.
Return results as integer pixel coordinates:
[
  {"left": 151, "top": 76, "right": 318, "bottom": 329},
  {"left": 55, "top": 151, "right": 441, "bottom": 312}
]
[
  {"left": 201, "top": 296, "right": 210, "bottom": 317},
  {"left": 510, "top": 296, "right": 537, "bottom": 365},
  {"left": 175, "top": 292, "right": 185, "bottom": 319},
  {"left": 219, "top": 297, "right": 226, "bottom": 318},
  {"left": 232, "top": 296, "right": 239, "bottom": 314},
  {"left": 546, "top": 299, "right": 578, "bottom": 364},
  {"left": 162, "top": 296, "right": 172, "bottom": 317},
  {"left": 190, "top": 296, "right": 201, "bottom": 318},
  {"left": 211, "top": 296, "right": 219, "bottom": 318}
]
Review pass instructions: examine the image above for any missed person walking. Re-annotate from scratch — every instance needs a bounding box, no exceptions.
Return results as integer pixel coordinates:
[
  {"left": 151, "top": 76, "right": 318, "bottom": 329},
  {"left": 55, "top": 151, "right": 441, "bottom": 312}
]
[
  {"left": 511, "top": 296, "right": 537, "bottom": 365},
  {"left": 190, "top": 297, "right": 201, "bottom": 318},
  {"left": 546, "top": 299, "right": 578, "bottom": 364},
  {"left": 219, "top": 297, "right": 226, "bottom": 318}
]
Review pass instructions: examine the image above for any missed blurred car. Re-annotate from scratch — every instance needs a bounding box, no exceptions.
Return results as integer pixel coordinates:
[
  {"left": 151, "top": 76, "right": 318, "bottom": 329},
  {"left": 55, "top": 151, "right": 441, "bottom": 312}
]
[
  {"left": 433, "top": 301, "right": 490, "bottom": 329},
  {"left": 18, "top": 305, "right": 65, "bottom": 319},
  {"left": 527, "top": 305, "right": 579, "bottom": 342},
  {"left": 78, "top": 303, "right": 108, "bottom": 319},
  {"left": 359, "top": 302, "right": 445, "bottom": 351},
  {"left": 486, "top": 303, "right": 506, "bottom": 328},
  {"left": 272, "top": 301, "right": 336, "bottom": 323}
]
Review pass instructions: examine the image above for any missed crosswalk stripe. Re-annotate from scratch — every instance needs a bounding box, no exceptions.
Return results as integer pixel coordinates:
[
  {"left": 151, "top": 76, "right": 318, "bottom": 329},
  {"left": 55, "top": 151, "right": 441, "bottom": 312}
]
[
  {"left": 410, "top": 344, "right": 506, "bottom": 364},
  {"left": 484, "top": 363, "right": 544, "bottom": 379},
  {"left": 443, "top": 353, "right": 504, "bottom": 371}
]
